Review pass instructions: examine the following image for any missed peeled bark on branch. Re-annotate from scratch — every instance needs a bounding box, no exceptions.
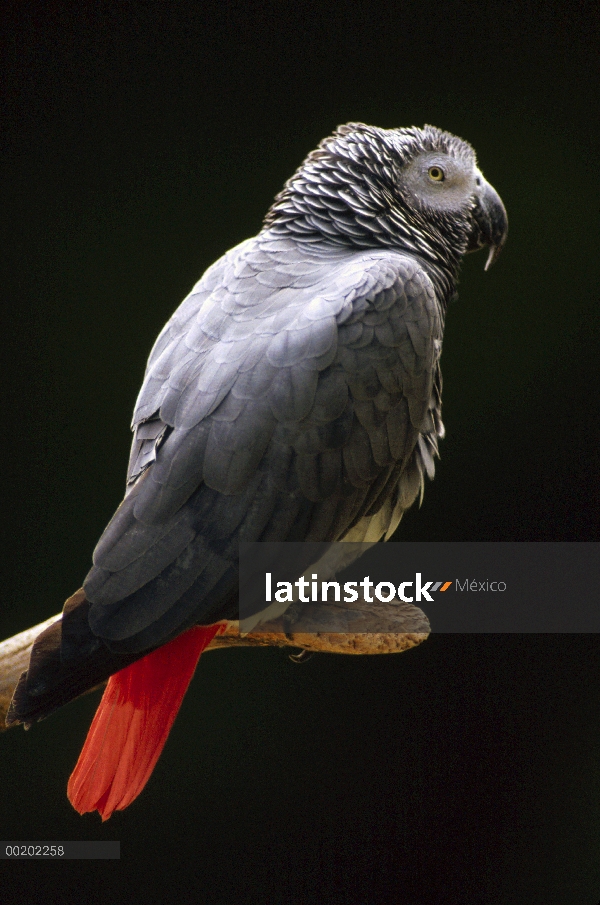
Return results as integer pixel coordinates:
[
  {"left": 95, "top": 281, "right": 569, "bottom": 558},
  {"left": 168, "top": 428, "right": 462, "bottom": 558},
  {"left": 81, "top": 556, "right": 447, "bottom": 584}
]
[{"left": 1, "top": 590, "right": 429, "bottom": 730}]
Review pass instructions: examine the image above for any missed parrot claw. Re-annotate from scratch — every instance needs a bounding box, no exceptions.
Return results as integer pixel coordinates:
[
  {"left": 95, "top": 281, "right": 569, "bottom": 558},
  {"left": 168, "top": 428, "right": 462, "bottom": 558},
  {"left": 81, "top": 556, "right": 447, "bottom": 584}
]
[{"left": 289, "top": 649, "right": 315, "bottom": 664}]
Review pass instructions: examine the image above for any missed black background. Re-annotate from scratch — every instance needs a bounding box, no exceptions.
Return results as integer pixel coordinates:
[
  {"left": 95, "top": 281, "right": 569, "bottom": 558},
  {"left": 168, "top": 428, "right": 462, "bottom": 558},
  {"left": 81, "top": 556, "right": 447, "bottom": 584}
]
[{"left": 2, "top": 2, "right": 599, "bottom": 903}]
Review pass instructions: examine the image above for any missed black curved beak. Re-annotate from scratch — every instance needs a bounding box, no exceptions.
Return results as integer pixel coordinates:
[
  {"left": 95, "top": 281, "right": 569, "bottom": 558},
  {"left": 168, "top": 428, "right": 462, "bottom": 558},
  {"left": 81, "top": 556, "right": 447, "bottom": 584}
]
[{"left": 467, "top": 177, "right": 508, "bottom": 270}]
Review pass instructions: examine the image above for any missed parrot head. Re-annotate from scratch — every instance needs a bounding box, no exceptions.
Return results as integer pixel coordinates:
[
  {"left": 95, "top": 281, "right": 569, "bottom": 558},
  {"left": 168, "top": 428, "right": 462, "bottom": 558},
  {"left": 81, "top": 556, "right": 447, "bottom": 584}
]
[{"left": 265, "top": 121, "right": 508, "bottom": 283}]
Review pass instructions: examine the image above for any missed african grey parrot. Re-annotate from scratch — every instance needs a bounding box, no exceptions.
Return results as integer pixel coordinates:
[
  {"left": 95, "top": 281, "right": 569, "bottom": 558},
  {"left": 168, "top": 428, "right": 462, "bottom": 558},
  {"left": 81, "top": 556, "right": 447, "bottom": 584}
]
[{"left": 7, "top": 123, "right": 507, "bottom": 818}]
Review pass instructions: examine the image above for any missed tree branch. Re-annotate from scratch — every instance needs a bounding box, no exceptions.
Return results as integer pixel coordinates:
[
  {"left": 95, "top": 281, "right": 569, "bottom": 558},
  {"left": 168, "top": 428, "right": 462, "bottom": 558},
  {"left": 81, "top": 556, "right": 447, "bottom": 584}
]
[{"left": 1, "top": 590, "right": 429, "bottom": 730}]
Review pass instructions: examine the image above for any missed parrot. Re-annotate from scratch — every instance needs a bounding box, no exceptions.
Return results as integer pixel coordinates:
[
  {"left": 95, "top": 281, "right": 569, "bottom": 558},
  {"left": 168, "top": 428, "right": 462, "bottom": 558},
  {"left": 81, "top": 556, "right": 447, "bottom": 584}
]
[{"left": 6, "top": 122, "right": 508, "bottom": 819}]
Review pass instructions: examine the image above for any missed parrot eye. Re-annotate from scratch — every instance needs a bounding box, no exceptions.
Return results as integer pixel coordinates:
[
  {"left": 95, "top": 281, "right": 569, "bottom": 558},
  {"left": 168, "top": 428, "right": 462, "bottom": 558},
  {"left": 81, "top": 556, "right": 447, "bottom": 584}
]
[{"left": 428, "top": 166, "right": 445, "bottom": 182}]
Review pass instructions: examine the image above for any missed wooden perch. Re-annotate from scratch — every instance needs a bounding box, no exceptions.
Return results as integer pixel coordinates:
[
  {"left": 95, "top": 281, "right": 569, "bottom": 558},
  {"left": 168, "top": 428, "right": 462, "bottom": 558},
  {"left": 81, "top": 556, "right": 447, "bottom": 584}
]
[{"left": 0, "top": 590, "right": 429, "bottom": 731}]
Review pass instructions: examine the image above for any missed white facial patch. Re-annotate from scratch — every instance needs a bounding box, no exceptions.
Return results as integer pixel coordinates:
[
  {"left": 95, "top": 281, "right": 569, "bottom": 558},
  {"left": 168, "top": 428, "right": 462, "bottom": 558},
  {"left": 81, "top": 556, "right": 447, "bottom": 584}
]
[{"left": 401, "top": 152, "right": 476, "bottom": 211}]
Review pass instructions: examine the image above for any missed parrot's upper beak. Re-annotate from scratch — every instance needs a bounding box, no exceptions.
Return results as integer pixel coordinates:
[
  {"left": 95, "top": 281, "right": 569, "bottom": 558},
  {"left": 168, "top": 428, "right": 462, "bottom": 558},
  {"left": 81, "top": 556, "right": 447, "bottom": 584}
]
[{"left": 467, "top": 176, "right": 508, "bottom": 270}]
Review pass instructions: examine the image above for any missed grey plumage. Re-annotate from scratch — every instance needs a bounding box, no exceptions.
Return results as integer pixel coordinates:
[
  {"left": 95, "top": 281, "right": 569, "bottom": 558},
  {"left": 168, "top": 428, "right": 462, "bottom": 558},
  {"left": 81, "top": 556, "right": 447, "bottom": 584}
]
[
  {"left": 8, "top": 122, "right": 507, "bottom": 724},
  {"left": 85, "top": 122, "right": 508, "bottom": 646}
]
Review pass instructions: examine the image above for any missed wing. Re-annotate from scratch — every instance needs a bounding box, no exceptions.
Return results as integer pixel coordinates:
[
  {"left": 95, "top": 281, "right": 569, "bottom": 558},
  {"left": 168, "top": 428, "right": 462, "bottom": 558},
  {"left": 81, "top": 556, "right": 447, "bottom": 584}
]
[{"left": 83, "top": 232, "right": 444, "bottom": 653}]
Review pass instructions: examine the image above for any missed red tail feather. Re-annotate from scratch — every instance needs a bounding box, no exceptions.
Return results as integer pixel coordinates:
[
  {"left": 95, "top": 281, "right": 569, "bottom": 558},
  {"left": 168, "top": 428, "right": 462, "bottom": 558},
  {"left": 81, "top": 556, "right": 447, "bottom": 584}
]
[{"left": 67, "top": 623, "right": 224, "bottom": 820}]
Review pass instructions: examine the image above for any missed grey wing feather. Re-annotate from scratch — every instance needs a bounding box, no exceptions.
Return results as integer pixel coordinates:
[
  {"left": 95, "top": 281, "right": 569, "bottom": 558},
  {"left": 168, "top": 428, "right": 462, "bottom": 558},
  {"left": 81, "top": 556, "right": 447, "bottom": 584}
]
[{"left": 84, "top": 232, "right": 444, "bottom": 651}]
